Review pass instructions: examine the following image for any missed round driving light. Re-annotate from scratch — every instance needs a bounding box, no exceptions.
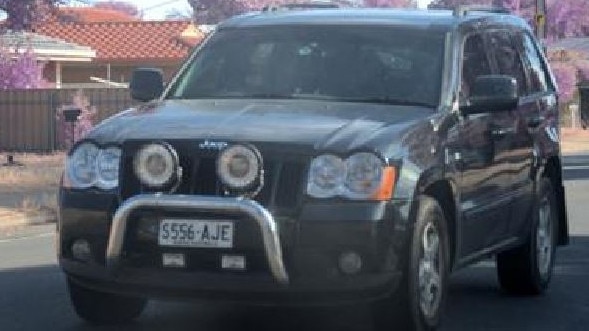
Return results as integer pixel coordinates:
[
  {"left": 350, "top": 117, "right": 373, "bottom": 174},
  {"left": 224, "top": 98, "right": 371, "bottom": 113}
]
[
  {"left": 338, "top": 251, "right": 362, "bottom": 275},
  {"left": 134, "top": 143, "right": 179, "bottom": 188},
  {"left": 72, "top": 239, "right": 92, "bottom": 262},
  {"left": 217, "top": 145, "right": 261, "bottom": 190}
]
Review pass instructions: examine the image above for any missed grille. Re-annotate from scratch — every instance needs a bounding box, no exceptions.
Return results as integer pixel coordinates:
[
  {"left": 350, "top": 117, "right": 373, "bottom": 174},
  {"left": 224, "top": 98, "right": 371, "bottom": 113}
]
[{"left": 120, "top": 140, "right": 307, "bottom": 214}]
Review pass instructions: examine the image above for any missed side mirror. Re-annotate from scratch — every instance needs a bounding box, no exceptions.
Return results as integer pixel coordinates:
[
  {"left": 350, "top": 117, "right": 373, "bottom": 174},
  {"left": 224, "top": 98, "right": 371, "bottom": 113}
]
[
  {"left": 130, "top": 68, "right": 164, "bottom": 102},
  {"left": 461, "top": 75, "right": 518, "bottom": 115}
]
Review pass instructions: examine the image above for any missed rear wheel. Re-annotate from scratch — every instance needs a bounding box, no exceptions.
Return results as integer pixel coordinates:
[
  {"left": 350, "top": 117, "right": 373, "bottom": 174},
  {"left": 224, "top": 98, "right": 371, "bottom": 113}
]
[
  {"left": 67, "top": 278, "right": 147, "bottom": 325},
  {"left": 373, "top": 196, "right": 449, "bottom": 331},
  {"left": 496, "top": 177, "right": 558, "bottom": 295}
]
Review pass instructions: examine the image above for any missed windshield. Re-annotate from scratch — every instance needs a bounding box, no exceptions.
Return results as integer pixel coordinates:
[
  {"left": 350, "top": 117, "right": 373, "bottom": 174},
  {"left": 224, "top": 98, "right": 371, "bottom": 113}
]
[{"left": 168, "top": 26, "right": 446, "bottom": 107}]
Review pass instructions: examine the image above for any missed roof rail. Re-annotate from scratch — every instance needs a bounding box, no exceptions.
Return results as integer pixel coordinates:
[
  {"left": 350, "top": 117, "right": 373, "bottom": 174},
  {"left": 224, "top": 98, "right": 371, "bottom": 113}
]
[
  {"left": 453, "top": 5, "right": 510, "bottom": 17},
  {"left": 262, "top": 1, "right": 339, "bottom": 12}
]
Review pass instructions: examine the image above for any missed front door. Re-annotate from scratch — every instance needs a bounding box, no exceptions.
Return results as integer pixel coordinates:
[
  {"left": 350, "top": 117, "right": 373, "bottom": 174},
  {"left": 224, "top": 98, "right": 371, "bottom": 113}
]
[{"left": 456, "top": 32, "right": 514, "bottom": 258}]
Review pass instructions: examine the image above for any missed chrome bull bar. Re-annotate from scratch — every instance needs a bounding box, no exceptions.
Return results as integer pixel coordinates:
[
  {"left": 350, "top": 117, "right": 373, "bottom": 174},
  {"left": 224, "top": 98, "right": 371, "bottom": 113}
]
[{"left": 106, "top": 194, "right": 289, "bottom": 284}]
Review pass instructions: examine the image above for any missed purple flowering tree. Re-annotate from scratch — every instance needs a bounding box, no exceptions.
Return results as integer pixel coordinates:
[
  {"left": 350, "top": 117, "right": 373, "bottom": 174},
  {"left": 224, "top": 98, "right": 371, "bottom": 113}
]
[
  {"left": 0, "top": 0, "right": 61, "bottom": 89},
  {"left": 94, "top": 1, "right": 141, "bottom": 18},
  {"left": 0, "top": 48, "right": 45, "bottom": 89},
  {"left": 55, "top": 91, "right": 97, "bottom": 149},
  {"left": 428, "top": 0, "right": 589, "bottom": 39},
  {"left": 363, "top": 0, "right": 414, "bottom": 7},
  {"left": 0, "top": 0, "right": 61, "bottom": 31}
]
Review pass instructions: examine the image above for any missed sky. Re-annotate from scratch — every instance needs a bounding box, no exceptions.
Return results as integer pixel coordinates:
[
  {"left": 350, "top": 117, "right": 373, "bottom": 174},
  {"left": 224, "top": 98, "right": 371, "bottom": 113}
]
[{"left": 122, "top": 0, "right": 193, "bottom": 20}]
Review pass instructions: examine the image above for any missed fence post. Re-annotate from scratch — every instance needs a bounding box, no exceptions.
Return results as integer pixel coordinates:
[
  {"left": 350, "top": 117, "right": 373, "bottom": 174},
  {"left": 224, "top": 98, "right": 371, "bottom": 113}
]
[{"left": 579, "top": 82, "right": 589, "bottom": 129}]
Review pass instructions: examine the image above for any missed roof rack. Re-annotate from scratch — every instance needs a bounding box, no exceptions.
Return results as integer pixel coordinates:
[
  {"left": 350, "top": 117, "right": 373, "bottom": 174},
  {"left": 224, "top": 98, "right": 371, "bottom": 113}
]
[
  {"left": 453, "top": 5, "right": 510, "bottom": 17},
  {"left": 262, "top": 1, "right": 340, "bottom": 12}
]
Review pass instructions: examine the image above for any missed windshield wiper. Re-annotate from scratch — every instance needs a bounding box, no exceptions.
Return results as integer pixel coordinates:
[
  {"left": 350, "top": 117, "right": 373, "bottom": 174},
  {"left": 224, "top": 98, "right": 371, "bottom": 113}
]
[{"left": 339, "top": 97, "right": 436, "bottom": 108}]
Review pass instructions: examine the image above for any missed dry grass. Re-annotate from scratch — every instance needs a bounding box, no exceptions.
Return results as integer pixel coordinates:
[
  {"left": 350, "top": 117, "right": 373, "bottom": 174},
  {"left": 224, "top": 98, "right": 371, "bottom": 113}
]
[
  {"left": 0, "top": 153, "right": 64, "bottom": 225},
  {"left": 0, "top": 153, "right": 64, "bottom": 192}
]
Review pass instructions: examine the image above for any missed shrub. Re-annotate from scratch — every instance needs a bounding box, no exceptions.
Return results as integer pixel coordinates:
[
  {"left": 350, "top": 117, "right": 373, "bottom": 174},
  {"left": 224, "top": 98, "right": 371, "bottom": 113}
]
[{"left": 55, "top": 90, "right": 96, "bottom": 150}]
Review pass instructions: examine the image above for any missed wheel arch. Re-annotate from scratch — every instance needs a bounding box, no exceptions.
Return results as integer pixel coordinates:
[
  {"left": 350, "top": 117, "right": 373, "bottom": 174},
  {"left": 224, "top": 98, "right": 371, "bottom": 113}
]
[{"left": 415, "top": 173, "right": 459, "bottom": 270}]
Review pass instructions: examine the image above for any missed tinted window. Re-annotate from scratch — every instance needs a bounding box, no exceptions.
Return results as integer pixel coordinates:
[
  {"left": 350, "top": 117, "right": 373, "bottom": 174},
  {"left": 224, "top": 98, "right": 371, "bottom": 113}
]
[
  {"left": 488, "top": 30, "right": 527, "bottom": 96},
  {"left": 461, "top": 33, "right": 492, "bottom": 103},
  {"left": 518, "top": 32, "right": 551, "bottom": 93},
  {"left": 169, "top": 26, "right": 446, "bottom": 107}
]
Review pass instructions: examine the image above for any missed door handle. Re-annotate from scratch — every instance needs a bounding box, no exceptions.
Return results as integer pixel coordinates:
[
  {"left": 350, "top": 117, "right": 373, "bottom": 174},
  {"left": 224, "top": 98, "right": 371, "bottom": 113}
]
[{"left": 491, "top": 127, "right": 515, "bottom": 137}]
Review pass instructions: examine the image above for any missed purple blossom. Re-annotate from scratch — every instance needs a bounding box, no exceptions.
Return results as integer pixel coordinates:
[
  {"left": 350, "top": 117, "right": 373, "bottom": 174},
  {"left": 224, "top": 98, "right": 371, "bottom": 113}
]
[
  {"left": 551, "top": 62, "right": 577, "bottom": 102},
  {"left": 55, "top": 91, "right": 96, "bottom": 150},
  {"left": 363, "top": 0, "right": 413, "bottom": 7},
  {"left": 94, "top": 1, "right": 140, "bottom": 18},
  {"left": 0, "top": 0, "right": 62, "bottom": 32},
  {"left": 0, "top": 47, "right": 45, "bottom": 89}
]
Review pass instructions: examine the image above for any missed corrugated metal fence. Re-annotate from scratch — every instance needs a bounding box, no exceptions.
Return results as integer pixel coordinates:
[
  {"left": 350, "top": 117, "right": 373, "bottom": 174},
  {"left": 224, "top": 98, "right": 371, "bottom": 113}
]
[{"left": 0, "top": 88, "right": 134, "bottom": 152}]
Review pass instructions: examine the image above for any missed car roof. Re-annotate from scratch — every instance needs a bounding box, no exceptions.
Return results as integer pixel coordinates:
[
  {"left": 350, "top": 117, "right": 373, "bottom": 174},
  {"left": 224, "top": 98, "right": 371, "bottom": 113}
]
[{"left": 219, "top": 8, "right": 530, "bottom": 32}]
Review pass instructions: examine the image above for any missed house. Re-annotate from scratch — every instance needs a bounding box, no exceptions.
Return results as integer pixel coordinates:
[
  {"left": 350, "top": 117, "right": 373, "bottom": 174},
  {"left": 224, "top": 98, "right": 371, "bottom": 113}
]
[
  {"left": 0, "top": 31, "right": 96, "bottom": 88},
  {"left": 35, "top": 7, "right": 204, "bottom": 88}
]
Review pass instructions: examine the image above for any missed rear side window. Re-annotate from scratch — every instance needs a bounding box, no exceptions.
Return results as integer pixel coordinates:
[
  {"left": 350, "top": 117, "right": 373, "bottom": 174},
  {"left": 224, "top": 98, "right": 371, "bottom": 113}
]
[
  {"left": 488, "top": 30, "right": 527, "bottom": 96},
  {"left": 516, "top": 32, "right": 552, "bottom": 94}
]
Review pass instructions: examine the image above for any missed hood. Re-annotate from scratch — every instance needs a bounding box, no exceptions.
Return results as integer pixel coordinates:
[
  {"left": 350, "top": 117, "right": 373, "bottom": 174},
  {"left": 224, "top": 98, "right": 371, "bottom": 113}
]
[{"left": 88, "top": 99, "right": 434, "bottom": 155}]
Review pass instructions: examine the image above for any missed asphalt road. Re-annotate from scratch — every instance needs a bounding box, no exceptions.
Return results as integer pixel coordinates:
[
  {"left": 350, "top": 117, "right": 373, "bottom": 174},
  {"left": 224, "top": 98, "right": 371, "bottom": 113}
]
[{"left": 1, "top": 157, "right": 589, "bottom": 331}]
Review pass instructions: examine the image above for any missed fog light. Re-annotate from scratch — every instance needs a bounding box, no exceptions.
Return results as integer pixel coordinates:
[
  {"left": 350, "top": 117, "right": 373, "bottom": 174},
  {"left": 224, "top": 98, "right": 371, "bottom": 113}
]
[
  {"left": 338, "top": 251, "right": 362, "bottom": 275},
  {"left": 71, "top": 239, "right": 92, "bottom": 262}
]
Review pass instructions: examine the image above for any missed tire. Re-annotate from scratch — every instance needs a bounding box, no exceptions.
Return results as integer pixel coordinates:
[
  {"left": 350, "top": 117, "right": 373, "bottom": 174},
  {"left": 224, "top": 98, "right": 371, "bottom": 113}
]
[
  {"left": 67, "top": 278, "right": 147, "bottom": 325},
  {"left": 496, "top": 177, "right": 558, "bottom": 295},
  {"left": 373, "top": 196, "right": 450, "bottom": 331}
]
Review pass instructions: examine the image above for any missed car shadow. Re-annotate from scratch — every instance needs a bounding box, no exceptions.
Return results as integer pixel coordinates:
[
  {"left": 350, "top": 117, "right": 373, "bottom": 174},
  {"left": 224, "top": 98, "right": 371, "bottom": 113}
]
[{"left": 0, "top": 236, "right": 588, "bottom": 331}]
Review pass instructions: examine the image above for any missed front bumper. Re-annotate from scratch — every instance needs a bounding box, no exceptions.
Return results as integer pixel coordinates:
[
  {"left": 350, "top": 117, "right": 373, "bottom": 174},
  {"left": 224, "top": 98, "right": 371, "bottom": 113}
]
[{"left": 59, "top": 190, "right": 411, "bottom": 304}]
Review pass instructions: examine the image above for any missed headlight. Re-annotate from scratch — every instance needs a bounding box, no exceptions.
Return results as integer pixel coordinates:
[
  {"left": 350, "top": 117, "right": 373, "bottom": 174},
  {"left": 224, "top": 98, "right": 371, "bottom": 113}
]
[
  {"left": 344, "top": 153, "right": 384, "bottom": 199},
  {"left": 217, "top": 144, "right": 261, "bottom": 190},
  {"left": 96, "top": 147, "right": 121, "bottom": 190},
  {"left": 66, "top": 142, "right": 99, "bottom": 188},
  {"left": 307, "top": 154, "right": 345, "bottom": 198},
  {"left": 134, "top": 143, "right": 179, "bottom": 188},
  {"left": 307, "top": 153, "right": 396, "bottom": 200}
]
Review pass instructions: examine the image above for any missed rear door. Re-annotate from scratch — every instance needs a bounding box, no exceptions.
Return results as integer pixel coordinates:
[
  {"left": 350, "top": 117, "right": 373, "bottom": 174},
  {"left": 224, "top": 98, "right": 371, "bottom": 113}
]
[{"left": 506, "top": 31, "right": 560, "bottom": 235}]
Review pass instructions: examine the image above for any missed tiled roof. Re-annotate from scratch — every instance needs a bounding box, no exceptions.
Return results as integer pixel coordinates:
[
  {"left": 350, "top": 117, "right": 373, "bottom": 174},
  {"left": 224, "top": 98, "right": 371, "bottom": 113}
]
[{"left": 36, "top": 20, "right": 203, "bottom": 62}]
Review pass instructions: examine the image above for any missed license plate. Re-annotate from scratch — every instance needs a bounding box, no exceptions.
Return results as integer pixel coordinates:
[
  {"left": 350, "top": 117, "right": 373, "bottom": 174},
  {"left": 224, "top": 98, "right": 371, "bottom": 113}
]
[{"left": 158, "top": 219, "right": 234, "bottom": 248}]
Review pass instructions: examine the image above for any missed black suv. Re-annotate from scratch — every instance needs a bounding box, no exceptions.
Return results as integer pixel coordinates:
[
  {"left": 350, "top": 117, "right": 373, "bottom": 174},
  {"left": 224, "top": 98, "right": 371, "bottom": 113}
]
[{"left": 58, "top": 5, "right": 568, "bottom": 330}]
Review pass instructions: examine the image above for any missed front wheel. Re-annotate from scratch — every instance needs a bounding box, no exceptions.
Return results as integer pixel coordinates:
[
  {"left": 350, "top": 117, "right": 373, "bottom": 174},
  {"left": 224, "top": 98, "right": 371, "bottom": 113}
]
[
  {"left": 496, "top": 177, "right": 558, "bottom": 295},
  {"left": 67, "top": 278, "right": 147, "bottom": 325},
  {"left": 373, "top": 196, "right": 449, "bottom": 331}
]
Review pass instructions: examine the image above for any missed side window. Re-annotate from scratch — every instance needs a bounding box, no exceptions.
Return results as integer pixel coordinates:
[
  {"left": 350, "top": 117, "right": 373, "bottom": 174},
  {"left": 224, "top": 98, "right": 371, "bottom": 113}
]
[
  {"left": 461, "top": 33, "right": 492, "bottom": 103},
  {"left": 518, "top": 32, "right": 551, "bottom": 94},
  {"left": 488, "top": 30, "right": 527, "bottom": 96}
]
